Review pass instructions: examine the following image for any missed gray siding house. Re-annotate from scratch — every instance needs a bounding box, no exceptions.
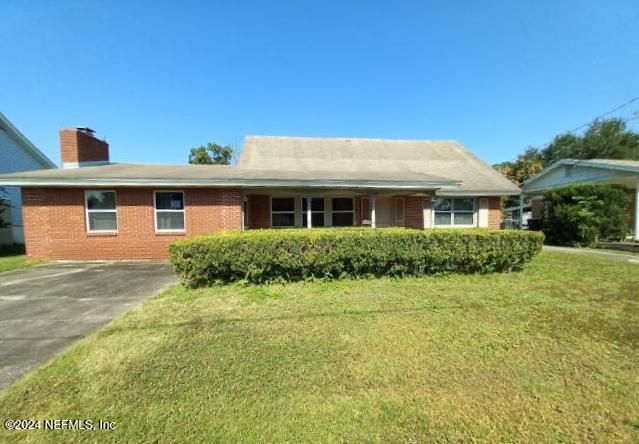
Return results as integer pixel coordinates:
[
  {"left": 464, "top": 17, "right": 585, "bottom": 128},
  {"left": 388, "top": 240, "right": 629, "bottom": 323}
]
[
  {"left": 0, "top": 113, "right": 56, "bottom": 244},
  {"left": 521, "top": 159, "right": 639, "bottom": 240}
]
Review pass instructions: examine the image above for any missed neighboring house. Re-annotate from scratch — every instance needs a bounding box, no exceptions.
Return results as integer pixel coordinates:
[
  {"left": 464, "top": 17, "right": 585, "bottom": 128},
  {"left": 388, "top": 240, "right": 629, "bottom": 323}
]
[
  {"left": 0, "top": 113, "right": 56, "bottom": 245},
  {"left": 503, "top": 203, "right": 532, "bottom": 229},
  {"left": 0, "top": 128, "right": 519, "bottom": 259},
  {"left": 521, "top": 159, "right": 639, "bottom": 240}
]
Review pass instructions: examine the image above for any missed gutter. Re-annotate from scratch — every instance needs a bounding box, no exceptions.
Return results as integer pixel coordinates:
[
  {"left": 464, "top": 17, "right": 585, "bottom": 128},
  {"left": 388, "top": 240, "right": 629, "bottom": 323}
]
[{"left": 0, "top": 177, "right": 463, "bottom": 190}]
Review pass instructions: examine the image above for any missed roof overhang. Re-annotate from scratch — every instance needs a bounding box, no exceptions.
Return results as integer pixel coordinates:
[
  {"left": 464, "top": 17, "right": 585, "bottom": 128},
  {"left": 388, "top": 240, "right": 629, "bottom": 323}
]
[
  {"left": 522, "top": 159, "right": 639, "bottom": 193},
  {"left": 436, "top": 189, "right": 521, "bottom": 197},
  {"left": 0, "top": 113, "right": 57, "bottom": 169},
  {"left": 0, "top": 177, "right": 462, "bottom": 190}
]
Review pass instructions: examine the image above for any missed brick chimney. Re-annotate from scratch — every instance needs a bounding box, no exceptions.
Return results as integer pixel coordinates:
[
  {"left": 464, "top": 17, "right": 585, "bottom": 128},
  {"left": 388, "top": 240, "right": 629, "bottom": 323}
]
[{"left": 60, "top": 127, "right": 109, "bottom": 168}]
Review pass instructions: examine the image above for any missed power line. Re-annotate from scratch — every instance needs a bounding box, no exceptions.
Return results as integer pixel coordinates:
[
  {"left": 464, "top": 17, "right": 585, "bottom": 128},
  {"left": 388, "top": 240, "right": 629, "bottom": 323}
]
[{"left": 531, "top": 94, "right": 639, "bottom": 151}]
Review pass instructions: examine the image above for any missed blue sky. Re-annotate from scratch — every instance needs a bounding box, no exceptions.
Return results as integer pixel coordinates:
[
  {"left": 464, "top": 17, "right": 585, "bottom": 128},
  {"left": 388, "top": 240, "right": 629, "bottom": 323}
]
[{"left": 1, "top": 0, "right": 638, "bottom": 166}]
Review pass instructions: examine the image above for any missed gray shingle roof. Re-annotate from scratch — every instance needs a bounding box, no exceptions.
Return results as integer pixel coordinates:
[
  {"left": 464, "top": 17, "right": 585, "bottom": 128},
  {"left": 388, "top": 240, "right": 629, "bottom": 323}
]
[
  {"left": 240, "top": 136, "right": 519, "bottom": 194},
  {"left": 0, "top": 135, "right": 520, "bottom": 194}
]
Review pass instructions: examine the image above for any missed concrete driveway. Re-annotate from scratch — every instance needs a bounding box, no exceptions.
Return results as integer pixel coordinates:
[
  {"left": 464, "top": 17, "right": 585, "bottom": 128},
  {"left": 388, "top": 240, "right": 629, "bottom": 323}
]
[{"left": 0, "top": 261, "right": 177, "bottom": 390}]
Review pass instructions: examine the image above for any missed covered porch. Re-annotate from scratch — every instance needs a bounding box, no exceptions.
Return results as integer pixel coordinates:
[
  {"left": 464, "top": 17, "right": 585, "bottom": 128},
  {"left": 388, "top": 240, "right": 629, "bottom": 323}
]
[{"left": 242, "top": 188, "right": 500, "bottom": 230}]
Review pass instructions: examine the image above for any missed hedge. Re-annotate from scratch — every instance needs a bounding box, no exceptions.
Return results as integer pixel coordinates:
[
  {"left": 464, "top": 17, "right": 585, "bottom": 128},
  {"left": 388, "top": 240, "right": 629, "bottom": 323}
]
[
  {"left": 169, "top": 228, "right": 544, "bottom": 287},
  {"left": 542, "top": 183, "right": 629, "bottom": 246}
]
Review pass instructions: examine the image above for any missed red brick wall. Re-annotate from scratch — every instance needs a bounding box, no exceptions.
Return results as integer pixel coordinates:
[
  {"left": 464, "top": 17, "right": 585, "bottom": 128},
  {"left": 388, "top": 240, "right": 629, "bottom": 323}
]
[
  {"left": 488, "top": 196, "right": 501, "bottom": 229},
  {"left": 60, "top": 129, "right": 109, "bottom": 164},
  {"left": 247, "top": 195, "right": 270, "bottom": 229},
  {"left": 403, "top": 196, "right": 424, "bottom": 229},
  {"left": 22, "top": 187, "right": 242, "bottom": 260}
]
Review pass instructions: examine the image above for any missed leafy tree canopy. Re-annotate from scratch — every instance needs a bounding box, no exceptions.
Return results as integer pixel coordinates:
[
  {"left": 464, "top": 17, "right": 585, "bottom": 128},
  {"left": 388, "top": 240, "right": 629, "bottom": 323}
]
[
  {"left": 188, "top": 142, "right": 234, "bottom": 165},
  {"left": 494, "top": 118, "right": 639, "bottom": 186}
]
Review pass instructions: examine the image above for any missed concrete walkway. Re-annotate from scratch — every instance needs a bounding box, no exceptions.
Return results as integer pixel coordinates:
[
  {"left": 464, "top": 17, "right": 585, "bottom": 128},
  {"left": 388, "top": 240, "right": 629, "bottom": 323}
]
[
  {"left": 0, "top": 261, "right": 177, "bottom": 390},
  {"left": 543, "top": 245, "right": 639, "bottom": 264}
]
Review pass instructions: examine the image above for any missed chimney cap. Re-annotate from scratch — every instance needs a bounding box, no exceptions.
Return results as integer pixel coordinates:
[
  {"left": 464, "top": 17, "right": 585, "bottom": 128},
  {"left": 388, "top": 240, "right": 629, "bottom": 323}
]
[{"left": 74, "top": 127, "right": 95, "bottom": 134}]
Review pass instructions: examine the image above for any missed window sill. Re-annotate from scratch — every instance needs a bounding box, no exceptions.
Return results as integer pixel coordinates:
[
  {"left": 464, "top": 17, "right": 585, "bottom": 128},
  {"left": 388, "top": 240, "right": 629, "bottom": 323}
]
[
  {"left": 155, "top": 231, "right": 186, "bottom": 236},
  {"left": 432, "top": 225, "right": 477, "bottom": 229},
  {"left": 87, "top": 231, "right": 118, "bottom": 237}
]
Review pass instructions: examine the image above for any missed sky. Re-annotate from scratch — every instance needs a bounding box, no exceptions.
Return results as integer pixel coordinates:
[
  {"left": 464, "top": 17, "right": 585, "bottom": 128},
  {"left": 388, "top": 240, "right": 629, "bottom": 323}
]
[{"left": 1, "top": 0, "right": 638, "bottom": 167}]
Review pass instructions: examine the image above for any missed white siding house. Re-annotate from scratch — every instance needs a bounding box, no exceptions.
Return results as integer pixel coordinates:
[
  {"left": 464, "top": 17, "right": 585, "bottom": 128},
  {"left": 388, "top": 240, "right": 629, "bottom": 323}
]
[{"left": 0, "top": 113, "right": 56, "bottom": 244}]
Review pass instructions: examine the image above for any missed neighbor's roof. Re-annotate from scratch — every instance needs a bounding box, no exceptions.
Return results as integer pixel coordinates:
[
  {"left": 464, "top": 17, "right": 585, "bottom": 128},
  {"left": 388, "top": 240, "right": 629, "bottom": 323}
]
[
  {"left": 522, "top": 158, "right": 639, "bottom": 191},
  {"left": 0, "top": 135, "right": 520, "bottom": 194},
  {"left": 239, "top": 136, "right": 519, "bottom": 195},
  {"left": 0, "top": 112, "right": 57, "bottom": 169}
]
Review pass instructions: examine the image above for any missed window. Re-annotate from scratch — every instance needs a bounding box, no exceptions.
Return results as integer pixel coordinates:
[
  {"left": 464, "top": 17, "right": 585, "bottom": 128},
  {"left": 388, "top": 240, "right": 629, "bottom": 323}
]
[
  {"left": 302, "top": 197, "right": 325, "bottom": 227},
  {"left": 433, "top": 197, "right": 475, "bottom": 226},
  {"left": 155, "top": 191, "right": 185, "bottom": 232},
  {"left": 271, "top": 197, "right": 295, "bottom": 227},
  {"left": 394, "top": 197, "right": 405, "bottom": 226},
  {"left": 331, "top": 198, "right": 354, "bottom": 227},
  {"left": 85, "top": 190, "right": 117, "bottom": 232}
]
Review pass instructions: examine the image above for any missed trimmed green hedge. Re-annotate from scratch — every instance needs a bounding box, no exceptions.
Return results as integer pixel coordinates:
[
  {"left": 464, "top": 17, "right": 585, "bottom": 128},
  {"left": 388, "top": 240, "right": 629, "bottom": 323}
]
[{"left": 169, "top": 228, "right": 544, "bottom": 286}]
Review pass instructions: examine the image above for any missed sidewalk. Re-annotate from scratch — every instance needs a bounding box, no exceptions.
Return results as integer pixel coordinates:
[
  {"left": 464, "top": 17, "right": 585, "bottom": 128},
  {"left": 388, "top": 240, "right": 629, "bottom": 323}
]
[{"left": 543, "top": 245, "right": 639, "bottom": 264}]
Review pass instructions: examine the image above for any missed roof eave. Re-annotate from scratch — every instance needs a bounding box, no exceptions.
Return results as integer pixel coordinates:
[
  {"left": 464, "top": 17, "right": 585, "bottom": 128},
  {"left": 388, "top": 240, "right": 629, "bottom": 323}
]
[
  {"left": 0, "top": 113, "right": 57, "bottom": 169},
  {"left": 0, "top": 177, "right": 462, "bottom": 190}
]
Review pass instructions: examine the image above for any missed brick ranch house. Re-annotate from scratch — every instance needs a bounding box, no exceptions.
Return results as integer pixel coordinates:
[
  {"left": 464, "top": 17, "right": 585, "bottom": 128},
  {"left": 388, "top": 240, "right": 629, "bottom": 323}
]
[{"left": 0, "top": 128, "right": 520, "bottom": 260}]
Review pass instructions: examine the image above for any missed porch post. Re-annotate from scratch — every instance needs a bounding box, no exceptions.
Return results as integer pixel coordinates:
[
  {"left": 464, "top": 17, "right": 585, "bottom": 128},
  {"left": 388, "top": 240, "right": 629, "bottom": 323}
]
[
  {"left": 370, "top": 194, "right": 376, "bottom": 228},
  {"left": 634, "top": 182, "right": 639, "bottom": 241},
  {"left": 519, "top": 194, "right": 525, "bottom": 229},
  {"left": 306, "top": 196, "right": 312, "bottom": 229}
]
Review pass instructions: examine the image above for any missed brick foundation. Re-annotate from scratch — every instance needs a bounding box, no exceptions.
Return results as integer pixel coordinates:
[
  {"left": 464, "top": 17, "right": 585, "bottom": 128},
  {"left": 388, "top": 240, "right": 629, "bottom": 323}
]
[{"left": 22, "top": 187, "right": 242, "bottom": 260}]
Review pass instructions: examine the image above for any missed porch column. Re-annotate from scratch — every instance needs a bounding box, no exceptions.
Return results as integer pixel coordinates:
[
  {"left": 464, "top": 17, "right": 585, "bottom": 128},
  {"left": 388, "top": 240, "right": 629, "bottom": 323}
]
[
  {"left": 634, "top": 182, "right": 639, "bottom": 241},
  {"left": 370, "top": 194, "right": 376, "bottom": 228},
  {"left": 519, "top": 194, "right": 525, "bottom": 229},
  {"left": 306, "top": 196, "right": 312, "bottom": 229}
]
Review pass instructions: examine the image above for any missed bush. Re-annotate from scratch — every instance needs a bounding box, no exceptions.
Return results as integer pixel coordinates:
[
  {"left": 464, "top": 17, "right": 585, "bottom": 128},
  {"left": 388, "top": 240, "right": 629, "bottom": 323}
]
[
  {"left": 169, "top": 228, "right": 544, "bottom": 287},
  {"left": 542, "top": 183, "right": 629, "bottom": 246}
]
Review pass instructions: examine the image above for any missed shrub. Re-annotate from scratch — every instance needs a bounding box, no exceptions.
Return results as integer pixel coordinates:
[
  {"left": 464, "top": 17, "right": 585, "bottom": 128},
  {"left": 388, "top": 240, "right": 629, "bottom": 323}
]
[
  {"left": 169, "top": 228, "right": 544, "bottom": 287},
  {"left": 542, "top": 183, "right": 629, "bottom": 246}
]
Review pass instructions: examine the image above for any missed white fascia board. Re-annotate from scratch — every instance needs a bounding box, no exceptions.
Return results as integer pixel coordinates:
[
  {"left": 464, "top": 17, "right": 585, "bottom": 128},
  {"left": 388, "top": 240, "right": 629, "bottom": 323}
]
[
  {"left": 0, "top": 177, "right": 463, "bottom": 190},
  {"left": 436, "top": 190, "right": 521, "bottom": 197},
  {"left": 0, "top": 113, "right": 57, "bottom": 169}
]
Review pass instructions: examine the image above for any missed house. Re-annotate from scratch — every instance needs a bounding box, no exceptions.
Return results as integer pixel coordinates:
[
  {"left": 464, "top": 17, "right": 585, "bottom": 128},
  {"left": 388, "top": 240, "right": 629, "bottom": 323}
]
[
  {"left": 0, "top": 113, "right": 56, "bottom": 245},
  {"left": 0, "top": 128, "right": 519, "bottom": 259},
  {"left": 521, "top": 159, "right": 639, "bottom": 240}
]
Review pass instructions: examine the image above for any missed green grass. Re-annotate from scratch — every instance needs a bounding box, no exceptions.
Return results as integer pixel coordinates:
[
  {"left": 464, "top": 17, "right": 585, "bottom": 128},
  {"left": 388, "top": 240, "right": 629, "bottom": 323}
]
[
  {"left": 1, "top": 251, "right": 638, "bottom": 442},
  {"left": 0, "top": 245, "right": 40, "bottom": 273}
]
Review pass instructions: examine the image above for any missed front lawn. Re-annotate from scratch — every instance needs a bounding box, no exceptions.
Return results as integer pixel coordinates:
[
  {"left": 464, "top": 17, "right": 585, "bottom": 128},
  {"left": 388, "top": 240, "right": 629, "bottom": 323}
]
[
  {"left": 1, "top": 252, "right": 638, "bottom": 442},
  {"left": 0, "top": 245, "right": 39, "bottom": 273}
]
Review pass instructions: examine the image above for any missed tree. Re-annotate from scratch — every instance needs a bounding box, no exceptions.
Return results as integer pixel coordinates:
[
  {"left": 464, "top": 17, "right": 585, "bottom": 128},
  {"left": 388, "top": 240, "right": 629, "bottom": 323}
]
[
  {"left": 496, "top": 118, "right": 639, "bottom": 185},
  {"left": 188, "top": 142, "right": 233, "bottom": 165},
  {"left": 542, "top": 183, "right": 629, "bottom": 246},
  {"left": 542, "top": 118, "right": 639, "bottom": 165}
]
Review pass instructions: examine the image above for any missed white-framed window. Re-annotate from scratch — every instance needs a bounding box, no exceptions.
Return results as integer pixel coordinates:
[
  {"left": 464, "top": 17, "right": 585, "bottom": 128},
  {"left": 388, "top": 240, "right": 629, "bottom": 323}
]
[
  {"left": 433, "top": 197, "right": 475, "bottom": 226},
  {"left": 331, "top": 197, "right": 354, "bottom": 227},
  {"left": 394, "top": 197, "right": 405, "bottom": 226},
  {"left": 302, "top": 197, "right": 325, "bottom": 227},
  {"left": 85, "top": 190, "right": 117, "bottom": 233},
  {"left": 154, "top": 191, "right": 185, "bottom": 232},
  {"left": 271, "top": 197, "right": 296, "bottom": 228}
]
